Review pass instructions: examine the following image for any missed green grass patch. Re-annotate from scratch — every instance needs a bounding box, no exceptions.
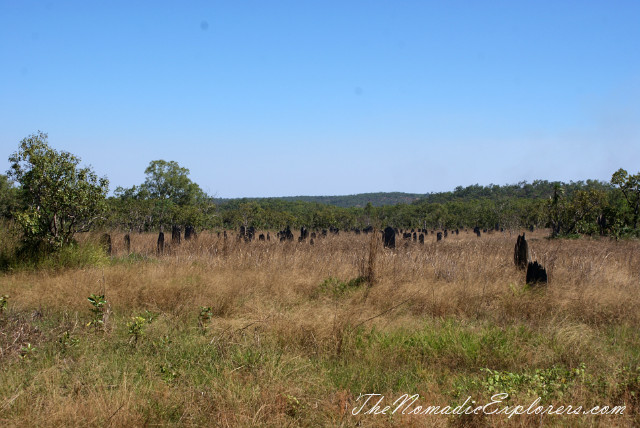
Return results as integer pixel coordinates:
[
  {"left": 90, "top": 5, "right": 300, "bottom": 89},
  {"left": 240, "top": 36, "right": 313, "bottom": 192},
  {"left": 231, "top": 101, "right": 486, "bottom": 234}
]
[
  {"left": 1, "top": 241, "right": 110, "bottom": 272},
  {"left": 317, "top": 276, "right": 367, "bottom": 297}
]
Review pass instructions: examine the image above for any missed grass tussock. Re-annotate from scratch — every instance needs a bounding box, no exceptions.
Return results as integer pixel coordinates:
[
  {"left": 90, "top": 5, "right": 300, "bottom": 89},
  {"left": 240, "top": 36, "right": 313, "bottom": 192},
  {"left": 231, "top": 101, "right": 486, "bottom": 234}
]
[{"left": 0, "top": 228, "right": 639, "bottom": 426}]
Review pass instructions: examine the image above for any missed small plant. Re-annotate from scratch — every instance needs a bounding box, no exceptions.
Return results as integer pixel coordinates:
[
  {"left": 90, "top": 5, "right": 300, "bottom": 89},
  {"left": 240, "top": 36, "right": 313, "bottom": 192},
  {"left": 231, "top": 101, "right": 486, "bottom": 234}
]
[
  {"left": 153, "top": 335, "right": 172, "bottom": 348},
  {"left": 478, "top": 364, "right": 586, "bottom": 401},
  {"left": 614, "top": 365, "right": 640, "bottom": 403},
  {"left": 0, "top": 294, "right": 8, "bottom": 313},
  {"left": 87, "top": 294, "right": 108, "bottom": 330},
  {"left": 58, "top": 331, "right": 79, "bottom": 352},
  {"left": 285, "top": 394, "right": 305, "bottom": 417},
  {"left": 198, "top": 306, "right": 213, "bottom": 333},
  {"left": 127, "top": 312, "right": 155, "bottom": 344},
  {"left": 159, "top": 363, "right": 179, "bottom": 383},
  {"left": 141, "top": 309, "right": 158, "bottom": 323},
  {"left": 20, "top": 343, "right": 36, "bottom": 360},
  {"left": 127, "top": 316, "right": 147, "bottom": 344}
]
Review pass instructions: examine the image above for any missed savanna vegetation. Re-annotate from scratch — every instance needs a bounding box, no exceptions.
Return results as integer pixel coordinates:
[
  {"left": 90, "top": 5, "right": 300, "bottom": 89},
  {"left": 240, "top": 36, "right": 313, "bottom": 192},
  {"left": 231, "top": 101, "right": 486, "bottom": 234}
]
[
  {"left": 1, "top": 132, "right": 639, "bottom": 254},
  {"left": 1, "top": 132, "right": 639, "bottom": 427}
]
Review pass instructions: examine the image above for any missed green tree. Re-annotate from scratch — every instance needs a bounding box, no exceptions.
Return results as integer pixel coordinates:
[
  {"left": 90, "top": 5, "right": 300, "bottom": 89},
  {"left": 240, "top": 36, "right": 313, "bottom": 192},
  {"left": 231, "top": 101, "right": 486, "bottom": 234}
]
[
  {"left": 0, "top": 174, "right": 19, "bottom": 219},
  {"left": 547, "top": 184, "right": 607, "bottom": 237},
  {"left": 108, "top": 192, "right": 154, "bottom": 232},
  {"left": 112, "top": 160, "right": 213, "bottom": 231},
  {"left": 236, "top": 201, "right": 262, "bottom": 228},
  {"left": 611, "top": 168, "right": 640, "bottom": 230},
  {"left": 569, "top": 189, "right": 608, "bottom": 235},
  {"left": 548, "top": 184, "right": 566, "bottom": 237},
  {"left": 363, "top": 202, "right": 374, "bottom": 226},
  {"left": 141, "top": 160, "right": 205, "bottom": 206},
  {"left": 7, "top": 131, "right": 109, "bottom": 251}
]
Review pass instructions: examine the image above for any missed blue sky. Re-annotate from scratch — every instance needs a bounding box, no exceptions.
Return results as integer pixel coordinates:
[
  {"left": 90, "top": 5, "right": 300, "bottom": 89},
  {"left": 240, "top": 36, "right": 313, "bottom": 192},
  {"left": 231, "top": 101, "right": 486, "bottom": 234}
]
[{"left": 1, "top": 1, "right": 639, "bottom": 198}]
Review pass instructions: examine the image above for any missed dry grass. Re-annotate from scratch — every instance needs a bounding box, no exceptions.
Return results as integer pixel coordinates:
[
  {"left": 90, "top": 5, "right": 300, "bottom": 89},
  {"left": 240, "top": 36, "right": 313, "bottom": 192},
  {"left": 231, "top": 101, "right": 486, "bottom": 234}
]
[{"left": 1, "top": 229, "right": 639, "bottom": 426}]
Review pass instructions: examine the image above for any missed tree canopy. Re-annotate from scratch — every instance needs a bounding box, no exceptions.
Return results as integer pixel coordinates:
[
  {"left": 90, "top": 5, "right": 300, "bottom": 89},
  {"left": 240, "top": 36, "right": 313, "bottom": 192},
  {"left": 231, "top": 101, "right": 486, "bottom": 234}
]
[
  {"left": 7, "top": 131, "right": 109, "bottom": 250},
  {"left": 611, "top": 168, "right": 640, "bottom": 229},
  {"left": 111, "top": 160, "right": 213, "bottom": 231},
  {"left": 140, "top": 160, "right": 206, "bottom": 206},
  {"left": 0, "top": 174, "right": 18, "bottom": 219}
]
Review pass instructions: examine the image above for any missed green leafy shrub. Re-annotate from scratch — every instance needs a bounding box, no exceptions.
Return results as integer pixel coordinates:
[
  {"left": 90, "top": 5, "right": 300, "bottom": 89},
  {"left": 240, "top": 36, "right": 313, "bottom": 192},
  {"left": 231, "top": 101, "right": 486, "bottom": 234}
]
[
  {"left": 87, "top": 294, "right": 108, "bottom": 330},
  {"left": 7, "top": 131, "right": 109, "bottom": 252},
  {"left": 19, "top": 343, "right": 36, "bottom": 360},
  {"left": 127, "top": 316, "right": 147, "bottom": 344},
  {"left": 127, "top": 312, "right": 156, "bottom": 344},
  {"left": 198, "top": 306, "right": 213, "bottom": 333},
  {"left": 58, "top": 331, "right": 79, "bottom": 353},
  {"left": 478, "top": 364, "right": 586, "bottom": 401}
]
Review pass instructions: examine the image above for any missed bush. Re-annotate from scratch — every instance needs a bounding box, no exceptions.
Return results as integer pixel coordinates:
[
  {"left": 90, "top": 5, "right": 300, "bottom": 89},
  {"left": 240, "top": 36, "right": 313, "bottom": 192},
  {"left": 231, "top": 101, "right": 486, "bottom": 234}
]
[{"left": 7, "top": 131, "right": 109, "bottom": 252}]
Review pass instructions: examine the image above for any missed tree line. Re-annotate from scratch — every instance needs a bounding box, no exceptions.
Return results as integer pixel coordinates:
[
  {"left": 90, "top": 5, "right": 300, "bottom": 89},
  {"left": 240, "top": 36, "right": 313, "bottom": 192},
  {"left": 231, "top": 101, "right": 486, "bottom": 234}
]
[{"left": 2, "top": 132, "right": 640, "bottom": 256}]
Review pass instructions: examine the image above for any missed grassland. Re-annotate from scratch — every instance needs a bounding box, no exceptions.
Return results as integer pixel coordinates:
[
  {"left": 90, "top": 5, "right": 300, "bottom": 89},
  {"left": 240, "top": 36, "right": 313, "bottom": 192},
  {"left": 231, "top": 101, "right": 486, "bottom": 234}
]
[{"left": 1, "top": 229, "right": 639, "bottom": 427}]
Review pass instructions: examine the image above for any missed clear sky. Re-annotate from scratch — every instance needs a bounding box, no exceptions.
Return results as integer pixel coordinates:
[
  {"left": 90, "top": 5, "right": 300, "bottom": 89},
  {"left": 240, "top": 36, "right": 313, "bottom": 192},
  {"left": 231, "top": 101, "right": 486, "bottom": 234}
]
[{"left": 1, "top": 1, "right": 639, "bottom": 198}]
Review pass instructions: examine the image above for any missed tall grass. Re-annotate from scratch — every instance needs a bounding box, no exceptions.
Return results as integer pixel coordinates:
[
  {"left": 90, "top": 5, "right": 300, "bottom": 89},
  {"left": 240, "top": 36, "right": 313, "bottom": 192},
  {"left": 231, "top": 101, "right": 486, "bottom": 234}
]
[{"left": 1, "top": 229, "right": 639, "bottom": 426}]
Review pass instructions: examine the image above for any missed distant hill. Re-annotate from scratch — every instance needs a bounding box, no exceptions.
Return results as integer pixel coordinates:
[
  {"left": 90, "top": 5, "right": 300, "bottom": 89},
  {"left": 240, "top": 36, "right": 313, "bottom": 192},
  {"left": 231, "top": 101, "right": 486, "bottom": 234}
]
[
  {"left": 269, "top": 192, "right": 428, "bottom": 207},
  {"left": 213, "top": 192, "right": 427, "bottom": 208},
  {"left": 213, "top": 179, "right": 611, "bottom": 208}
]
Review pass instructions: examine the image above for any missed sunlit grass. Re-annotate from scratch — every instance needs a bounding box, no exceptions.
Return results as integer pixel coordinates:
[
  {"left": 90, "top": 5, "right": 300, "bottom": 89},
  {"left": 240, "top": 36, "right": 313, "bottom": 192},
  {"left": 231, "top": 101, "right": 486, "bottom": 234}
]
[{"left": 0, "top": 229, "right": 638, "bottom": 426}]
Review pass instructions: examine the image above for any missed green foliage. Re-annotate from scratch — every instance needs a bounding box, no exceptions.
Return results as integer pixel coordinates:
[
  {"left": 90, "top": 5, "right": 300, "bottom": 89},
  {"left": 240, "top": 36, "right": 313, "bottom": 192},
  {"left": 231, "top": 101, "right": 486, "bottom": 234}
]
[
  {"left": 19, "top": 343, "right": 36, "bottom": 360},
  {"left": 318, "top": 276, "right": 367, "bottom": 297},
  {"left": 127, "top": 316, "right": 148, "bottom": 344},
  {"left": 3, "top": 241, "right": 108, "bottom": 272},
  {"left": 58, "top": 331, "right": 79, "bottom": 353},
  {"left": 613, "top": 365, "right": 640, "bottom": 401},
  {"left": 478, "top": 364, "right": 586, "bottom": 401},
  {"left": 7, "top": 132, "right": 109, "bottom": 252},
  {"left": 213, "top": 186, "right": 554, "bottom": 231},
  {"left": 100, "top": 164, "right": 638, "bottom": 235},
  {"left": 285, "top": 394, "right": 305, "bottom": 417},
  {"left": 39, "top": 242, "right": 109, "bottom": 270},
  {"left": 547, "top": 184, "right": 608, "bottom": 237},
  {"left": 0, "top": 221, "right": 21, "bottom": 272},
  {"left": 107, "top": 194, "right": 155, "bottom": 232},
  {"left": 215, "top": 192, "right": 426, "bottom": 208},
  {"left": 198, "top": 306, "right": 213, "bottom": 333},
  {"left": 159, "top": 363, "right": 179, "bottom": 383},
  {"left": 142, "top": 160, "right": 206, "bottom": 206},
  {"left": 611, "top": 168, "right": 640, "bottom": 230},
  {"left": 110, "top": 160, "right": 214, "bottom": 231},
  {"left": 87, "top": 294, "right": 108, "bottom": 330},
  {"left": 0, "top": 174, "right": 19, "bottom": 219},
  {"left": 214, "top": 181, "right": 610, "bottom": 209},
  {"left": 0, "top": 294, "right": 8, "bottom": 313},
  {"left": 141, "top": 310, "right": 159, "bottom": 323},
  {"left": 127, "top": 312, "right": 156, "bottom": 344}
]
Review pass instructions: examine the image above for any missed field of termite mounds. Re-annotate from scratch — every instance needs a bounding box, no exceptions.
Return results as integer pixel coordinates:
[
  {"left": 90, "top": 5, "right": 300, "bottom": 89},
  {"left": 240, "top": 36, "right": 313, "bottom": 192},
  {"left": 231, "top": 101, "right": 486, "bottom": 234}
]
[{"left": 97, "top": 224, "right": 550, "bottom": 288}]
